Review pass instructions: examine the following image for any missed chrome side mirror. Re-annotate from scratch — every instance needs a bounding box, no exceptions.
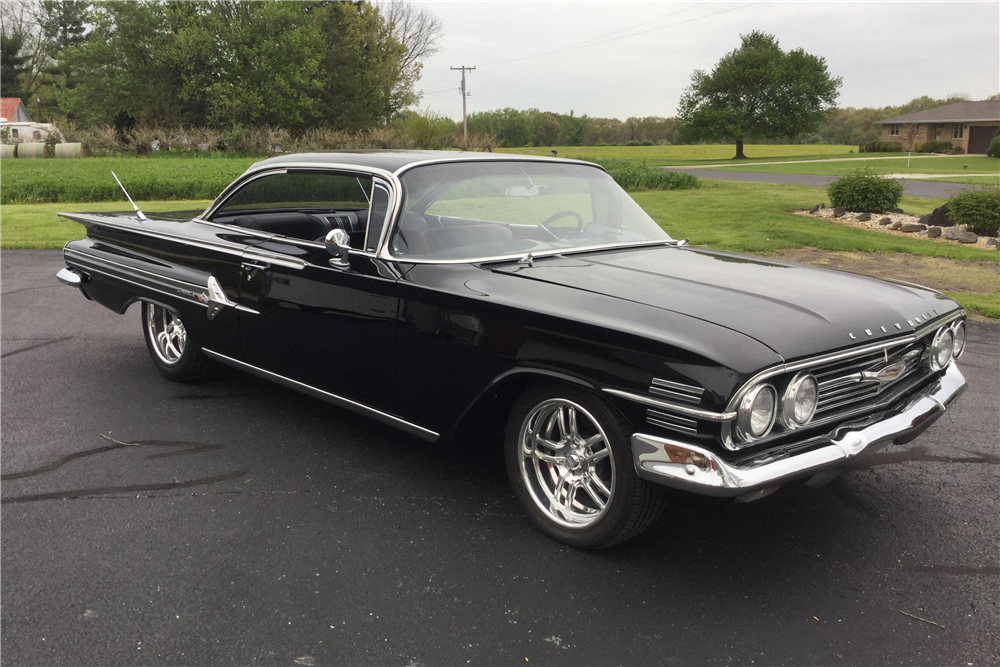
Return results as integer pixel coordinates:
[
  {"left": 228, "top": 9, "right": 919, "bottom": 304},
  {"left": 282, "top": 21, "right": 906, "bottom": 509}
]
[{"left": 325, "top": 229, "right": 351, "bottom": 267}]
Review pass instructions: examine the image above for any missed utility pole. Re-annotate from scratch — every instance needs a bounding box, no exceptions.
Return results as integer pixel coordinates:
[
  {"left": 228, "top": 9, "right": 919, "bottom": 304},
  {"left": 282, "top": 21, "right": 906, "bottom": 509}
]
[{"left": 450, "top": 65, "right": 475, "bottom": 143}]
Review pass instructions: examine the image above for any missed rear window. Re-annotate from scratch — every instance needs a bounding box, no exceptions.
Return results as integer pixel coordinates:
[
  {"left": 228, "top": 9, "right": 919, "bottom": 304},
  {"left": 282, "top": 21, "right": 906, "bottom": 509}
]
[{"left": 217, "top": 171, "right": 372, "bottom": 215}]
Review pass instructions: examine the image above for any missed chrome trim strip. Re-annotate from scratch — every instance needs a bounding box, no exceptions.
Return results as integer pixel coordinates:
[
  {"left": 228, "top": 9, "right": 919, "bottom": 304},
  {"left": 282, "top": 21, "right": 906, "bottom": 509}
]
[
  {"left": 241, "top": 249, "right": 307, "bottom": 271},
  {"left": 649, "top": 386, "right": 703, "bottom": 404},
  {"left": 64, "top": 248, "right": 210, "bottom": 308},
  {"left": 387, "top": 240, "right": 678, "bottom": 266},
  {"left": 631, "top": 364, "right": 966, "bottom": 497},
  {"left": 391, "top": 155, "right": 599, "bottom": 178},
  {"left": 603, "top": 388, "right": 736, "bottom": 422},
  {"left": 201, "top": 349, "right": 439, "bottom": 442},
  {"left": 651, "top": 378, "right": 705, "bottom": 396}
]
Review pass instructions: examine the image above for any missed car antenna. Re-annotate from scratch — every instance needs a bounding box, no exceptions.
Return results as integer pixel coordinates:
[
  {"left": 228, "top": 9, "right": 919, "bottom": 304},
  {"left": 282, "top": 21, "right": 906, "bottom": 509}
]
[{"left": 111, "top": 170, "right": 147, "bottom": 221}]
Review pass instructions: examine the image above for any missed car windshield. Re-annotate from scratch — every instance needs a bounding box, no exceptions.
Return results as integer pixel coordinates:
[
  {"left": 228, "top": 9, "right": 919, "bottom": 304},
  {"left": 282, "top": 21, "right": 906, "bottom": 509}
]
[{"left": 390, "top": 161, "right": 671, "bottom": 261}]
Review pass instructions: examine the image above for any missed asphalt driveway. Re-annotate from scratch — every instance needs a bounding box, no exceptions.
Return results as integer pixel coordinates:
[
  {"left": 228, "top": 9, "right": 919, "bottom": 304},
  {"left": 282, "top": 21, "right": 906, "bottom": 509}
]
[{"left": 3, "top": 249, "right": 998, "bottom": 666}]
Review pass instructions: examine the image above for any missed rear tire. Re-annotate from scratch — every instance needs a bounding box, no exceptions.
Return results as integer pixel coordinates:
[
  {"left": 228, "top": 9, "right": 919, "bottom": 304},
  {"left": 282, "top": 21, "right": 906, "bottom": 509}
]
[
  {"left": 505, "top": 383, "right": 666, "bottom": 549},
  {"left": 141, "top": 302, "right": 212, "bottom": 382}
]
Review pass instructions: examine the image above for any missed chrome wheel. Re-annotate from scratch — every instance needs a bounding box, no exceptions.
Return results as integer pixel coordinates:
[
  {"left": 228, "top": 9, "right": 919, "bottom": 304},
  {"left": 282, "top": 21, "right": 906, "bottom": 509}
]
[
  {"left": 145, "top": 303, "right": 187, "bottom": 366},
  {"left": 518, "top": 398, "right": 615, "bottom": 529}
]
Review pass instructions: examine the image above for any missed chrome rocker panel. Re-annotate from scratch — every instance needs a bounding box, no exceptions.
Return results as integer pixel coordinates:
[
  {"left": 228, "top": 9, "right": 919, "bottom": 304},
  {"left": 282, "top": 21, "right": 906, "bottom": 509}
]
[{"left": 631, "top": 363, "right": 966, "bottom": 498}]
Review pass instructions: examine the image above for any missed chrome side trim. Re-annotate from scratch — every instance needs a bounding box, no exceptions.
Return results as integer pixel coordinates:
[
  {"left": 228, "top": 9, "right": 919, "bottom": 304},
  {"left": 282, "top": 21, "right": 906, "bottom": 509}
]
[
  {"left": 603, "top": 388, "right": 737, "bottom": 422},
  {"left": 64, "top": 247, "right": 210, "bottom": 309},
  {"left": 631, "top": 363, "right": 966, "bottom": 497},
  {"left": 651, "top": 378, "right": 705, "bottom": 396},
  {"left": 241, "top": 248, "right": 307, "bottom": 271},
  {"left": 386, "top": 240, "right": 677, "bottom": 266},
  {"left": 201, "top": 349, "right": 439, "bottom": 442}
]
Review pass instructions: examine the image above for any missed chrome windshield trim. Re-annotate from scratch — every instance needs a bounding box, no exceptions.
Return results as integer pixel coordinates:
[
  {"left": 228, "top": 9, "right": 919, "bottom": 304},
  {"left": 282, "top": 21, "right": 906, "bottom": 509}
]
[
  {"left": 603, "top": 388, "right": 736, "bottom": 422},
  {"left": 391, "top": 154, "right": 602, "bottom": 179},
  {"left": 201, "top": 349, "right": 439, "bottom": 442},
  {"left": 384, "top": 240, "right": 679, "bottom": 266}
]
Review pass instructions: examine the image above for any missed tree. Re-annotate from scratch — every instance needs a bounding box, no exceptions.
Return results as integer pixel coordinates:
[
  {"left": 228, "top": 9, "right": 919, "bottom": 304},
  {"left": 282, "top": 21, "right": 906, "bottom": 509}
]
[
  {"left": 0, "top": 30, "right": 28, "bottom": 99},
  {"left": 380, "top": 0, "right": 442, "bottom": 94},
  {"left": 678, "top": 31, "right": 841, "bottom": 159}
]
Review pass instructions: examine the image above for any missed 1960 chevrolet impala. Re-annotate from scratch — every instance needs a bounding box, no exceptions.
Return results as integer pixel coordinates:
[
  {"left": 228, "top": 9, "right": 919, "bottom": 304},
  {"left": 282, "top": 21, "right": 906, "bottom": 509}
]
[{"left": 57, "top": 151, "right": 967, "bottom": 548}]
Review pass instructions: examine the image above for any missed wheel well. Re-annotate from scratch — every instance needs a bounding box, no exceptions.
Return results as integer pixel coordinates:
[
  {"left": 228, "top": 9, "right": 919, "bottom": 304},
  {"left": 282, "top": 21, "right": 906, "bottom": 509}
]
[{"left": 448, "top": 370, "right": 600, "bottom": 448}]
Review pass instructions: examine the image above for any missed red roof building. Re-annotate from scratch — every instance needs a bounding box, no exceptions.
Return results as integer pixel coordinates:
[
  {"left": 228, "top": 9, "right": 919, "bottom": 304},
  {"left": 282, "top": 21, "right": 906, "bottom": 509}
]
[{"left": 0, "top": 98, "right": 33, "bottom": 123}]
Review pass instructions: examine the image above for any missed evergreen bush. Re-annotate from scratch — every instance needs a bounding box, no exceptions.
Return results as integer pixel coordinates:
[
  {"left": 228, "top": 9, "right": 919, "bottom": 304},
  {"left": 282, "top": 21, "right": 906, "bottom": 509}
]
[
  {"left": 916, "top": 140, "right": 953, "bottom": 153},
  {"left": 946, "top": 187, "right": 1000, "bottom": 236},
  {"left": 987, "top": 136, "right": 1000, "bottom": 158},
  {"left": 827, "top": 168, "right": 903, "bottom": 213}
]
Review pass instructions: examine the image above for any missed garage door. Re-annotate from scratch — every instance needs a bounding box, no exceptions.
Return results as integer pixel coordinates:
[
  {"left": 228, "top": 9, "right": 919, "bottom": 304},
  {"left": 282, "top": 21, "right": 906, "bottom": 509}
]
[{"left": 967, "top": 126, "right": 998, "bottom": 154}]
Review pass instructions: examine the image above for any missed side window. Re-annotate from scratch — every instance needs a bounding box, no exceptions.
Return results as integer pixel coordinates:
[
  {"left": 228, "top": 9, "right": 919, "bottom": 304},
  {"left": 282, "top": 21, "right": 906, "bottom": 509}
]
[
  {"left": 211, "top": 171, "right": 374, "bottom": 244},
  {"left": 215, "top": 172, "right": 371, "bottom": 215},
  {"left": 11, "top": 128, "right": 18, "bottom": 138}
]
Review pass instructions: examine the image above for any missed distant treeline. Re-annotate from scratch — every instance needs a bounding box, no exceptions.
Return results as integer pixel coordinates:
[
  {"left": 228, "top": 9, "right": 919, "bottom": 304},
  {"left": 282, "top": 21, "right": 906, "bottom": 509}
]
[{"left": 428, "top": 96, "right": 994, "bottom": 149}]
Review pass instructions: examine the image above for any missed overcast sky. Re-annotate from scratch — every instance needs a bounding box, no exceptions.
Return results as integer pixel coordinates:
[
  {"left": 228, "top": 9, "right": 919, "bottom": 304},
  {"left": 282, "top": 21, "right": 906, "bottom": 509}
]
[{"left": 412, "top": 1, "right": 1000, "bottom": 121}]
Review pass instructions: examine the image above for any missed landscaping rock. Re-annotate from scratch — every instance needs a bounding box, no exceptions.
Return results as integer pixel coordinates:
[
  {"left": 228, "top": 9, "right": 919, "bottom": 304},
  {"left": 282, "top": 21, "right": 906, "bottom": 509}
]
[
  {"left": 892, "top": 208, "right": 904, "bottom": 214},
  {"left": 918, "top": 213, "right": 931, "bottom": 226},
  {"left": 944, "top": 227, "right": 962, "bottom": 240},
  {"left": 926, "top": 204, "right": 955, "bottom": 227},
  {"left": 890, "top": 221, "right": 903, "bottom": 230},
  {"left": 832, "top": 207, "right": 846, "bottom": 217},
  {"left": 857, "top": 212, "right": 871, "bottom": 221},
  {"left": 878, "top": 217, "right": 893, "bottom": 226},
  {"left": 957, "top": 231, "right": 979, "bottom": 244},
  {"left": 927, "top": 226, "right": 942, "bottom": 238},
  {"left": 810, "top": 204, "right": 821, "bottom": 214},
  {"left": 900, "top": 223, "right": 927, "bottom": 233},
  {"left": 986, "top": 237, "right": 999, "bottom": 247}
]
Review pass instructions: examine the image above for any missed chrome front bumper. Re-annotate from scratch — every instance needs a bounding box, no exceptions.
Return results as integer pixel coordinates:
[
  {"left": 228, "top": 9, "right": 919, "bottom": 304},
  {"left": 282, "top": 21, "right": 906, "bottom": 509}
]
[{"left": 631, "top": 363, "right": 966, "bottom": 498}]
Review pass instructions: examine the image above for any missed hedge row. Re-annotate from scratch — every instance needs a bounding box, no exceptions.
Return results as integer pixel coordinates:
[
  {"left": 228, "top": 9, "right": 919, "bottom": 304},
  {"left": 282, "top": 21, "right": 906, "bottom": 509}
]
[{"left": 584, "top": 159, "right": 700, "bottom": 191}]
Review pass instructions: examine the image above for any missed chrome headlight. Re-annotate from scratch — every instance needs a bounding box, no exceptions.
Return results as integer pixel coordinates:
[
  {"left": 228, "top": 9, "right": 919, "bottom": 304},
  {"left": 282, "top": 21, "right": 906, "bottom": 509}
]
[
  {"left": 736, "top": 384, "right": 777, "bottom": 441},
  {"left": 951, "top": 320, "right": 966, "bottom": 359},
  {"left": 929, "top": 326, "right": 954, "bottom": 371},
  {"left": 780, "top": 373, "right": 818, "bottom": 429}
]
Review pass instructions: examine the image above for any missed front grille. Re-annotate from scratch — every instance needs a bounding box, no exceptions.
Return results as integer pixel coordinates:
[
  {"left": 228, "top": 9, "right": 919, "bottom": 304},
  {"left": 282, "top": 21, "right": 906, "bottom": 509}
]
[{"left": 811, "top": 341, "right": 924, "bottom": 417}]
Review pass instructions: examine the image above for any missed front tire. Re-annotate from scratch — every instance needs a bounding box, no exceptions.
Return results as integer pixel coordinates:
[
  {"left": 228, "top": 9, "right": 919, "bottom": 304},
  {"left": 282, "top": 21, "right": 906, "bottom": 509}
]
[
  {"left": 141, "top": 302, "right": 211, "bottom": 382},
  {"left": 505, "top": 383, "right": 665, "bottom": 549}
]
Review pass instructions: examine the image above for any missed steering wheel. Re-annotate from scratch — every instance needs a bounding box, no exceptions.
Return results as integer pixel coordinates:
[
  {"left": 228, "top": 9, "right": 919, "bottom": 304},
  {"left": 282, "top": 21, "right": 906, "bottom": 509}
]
[{"left": 541, "top": 210, "right": 584, "bottom": 238}]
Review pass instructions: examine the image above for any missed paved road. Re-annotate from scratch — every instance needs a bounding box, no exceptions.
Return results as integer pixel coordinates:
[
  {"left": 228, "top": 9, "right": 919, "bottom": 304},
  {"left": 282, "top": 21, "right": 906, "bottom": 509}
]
[
  {"left": 3, "top": 250, "right": 998, "bottom": 666},
  {"left": 666, "top": 168, "right": 975, "bottom": 198}
]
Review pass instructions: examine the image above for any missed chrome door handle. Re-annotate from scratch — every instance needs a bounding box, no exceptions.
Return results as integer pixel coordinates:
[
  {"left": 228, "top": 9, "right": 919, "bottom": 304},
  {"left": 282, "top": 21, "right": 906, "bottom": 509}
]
[{"left": 241, "top": 261, "right": 270, "bottom": 277}]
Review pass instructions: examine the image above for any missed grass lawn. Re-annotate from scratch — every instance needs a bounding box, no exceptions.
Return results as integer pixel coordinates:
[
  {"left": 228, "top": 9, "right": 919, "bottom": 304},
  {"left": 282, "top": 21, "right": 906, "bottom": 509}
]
[
  {"left": 1, "top": 154, "right": 259, "bottom": 204},
  {"left": 0, "top": 200, "right": 213, "bottom": 248},
  {"left": 2, "top": 175, "right": 996, "bottom": 318},
  {"left": 501, "top": 144, "right": 856, "bottom": 166}
]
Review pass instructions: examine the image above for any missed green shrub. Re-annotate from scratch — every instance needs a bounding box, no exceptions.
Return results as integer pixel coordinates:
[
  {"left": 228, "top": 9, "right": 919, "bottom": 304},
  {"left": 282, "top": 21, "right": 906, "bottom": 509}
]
[
  {"left": 948, "top": 146, "right": 965, "bottom": 155},
  {"left": 946, "top": 187, "right": 1000, "bottom": 236},
  {"left": 917, "top": 140, "right": 953, "bottom": 153},
  {"left": 827, "top": 167, "right": 904, "bottom": 213},
  {"left": 987, "top": 136, "right": 1000, "bottom": 158},
  {"left": 585, "top": 159, "right": 700, "bottom": 191}
]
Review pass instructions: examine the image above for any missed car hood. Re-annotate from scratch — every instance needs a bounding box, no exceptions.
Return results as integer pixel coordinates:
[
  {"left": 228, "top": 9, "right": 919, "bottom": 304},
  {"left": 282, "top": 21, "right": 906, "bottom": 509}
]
[{"left": 491, "top": 245, "right": 958, "bottom": 360}]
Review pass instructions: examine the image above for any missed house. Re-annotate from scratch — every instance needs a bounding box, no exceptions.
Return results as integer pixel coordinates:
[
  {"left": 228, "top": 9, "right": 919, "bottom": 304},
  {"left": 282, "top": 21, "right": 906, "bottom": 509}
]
[
  {"left": 874, "top": 100, "right": 999, "bottom": 153},
  {"left": 0, "top": 97, "right": 32, "bottom": 123}
]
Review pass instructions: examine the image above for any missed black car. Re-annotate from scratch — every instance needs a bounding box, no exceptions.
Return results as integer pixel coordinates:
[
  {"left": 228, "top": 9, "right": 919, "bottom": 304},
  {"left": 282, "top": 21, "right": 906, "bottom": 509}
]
[{"left": 57, "top": 151, "right": 968, "bottom": 548}]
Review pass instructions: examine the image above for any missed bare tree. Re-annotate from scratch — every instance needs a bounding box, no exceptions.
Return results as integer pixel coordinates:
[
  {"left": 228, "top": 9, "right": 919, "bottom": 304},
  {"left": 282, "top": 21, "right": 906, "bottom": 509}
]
[
  {"left": 380, "top": 0, "right": 443, "bottom": 75},
  {"left": 900, "top": 123, "right": 922, "bottom": 151}
]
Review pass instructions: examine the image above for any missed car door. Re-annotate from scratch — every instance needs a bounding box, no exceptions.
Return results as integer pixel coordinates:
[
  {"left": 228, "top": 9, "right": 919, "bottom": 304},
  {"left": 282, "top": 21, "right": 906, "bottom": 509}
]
[{"left": 208, "top": 169, "right": 403, "bottom": 416}]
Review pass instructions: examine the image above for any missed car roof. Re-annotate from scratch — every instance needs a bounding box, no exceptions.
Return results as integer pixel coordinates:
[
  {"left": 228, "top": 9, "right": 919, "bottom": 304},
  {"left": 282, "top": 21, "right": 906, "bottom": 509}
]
[{"left": 247, "top": 150, "right": 593, "bottom": 175}]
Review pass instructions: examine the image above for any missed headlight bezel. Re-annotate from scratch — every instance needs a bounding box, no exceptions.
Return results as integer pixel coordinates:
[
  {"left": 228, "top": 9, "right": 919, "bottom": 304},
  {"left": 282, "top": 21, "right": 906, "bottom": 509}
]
[
  {"left": 780, "top": 372, "right": 819, "bottom": 429},
  {"left": 735, "top": 384, "right": 777, "bottom": 442},
  {"left": 950, "top": 320, "right": 966, "bottom": 360},
  {"left": 929, "top": 326, "right": 954, "bottom": 371}
]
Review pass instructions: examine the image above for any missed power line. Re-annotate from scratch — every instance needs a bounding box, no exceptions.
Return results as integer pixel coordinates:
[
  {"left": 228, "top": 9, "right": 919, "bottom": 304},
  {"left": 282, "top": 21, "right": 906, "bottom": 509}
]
[{"left": 478, "top": 2, "right": 762, "bottom": 68}]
